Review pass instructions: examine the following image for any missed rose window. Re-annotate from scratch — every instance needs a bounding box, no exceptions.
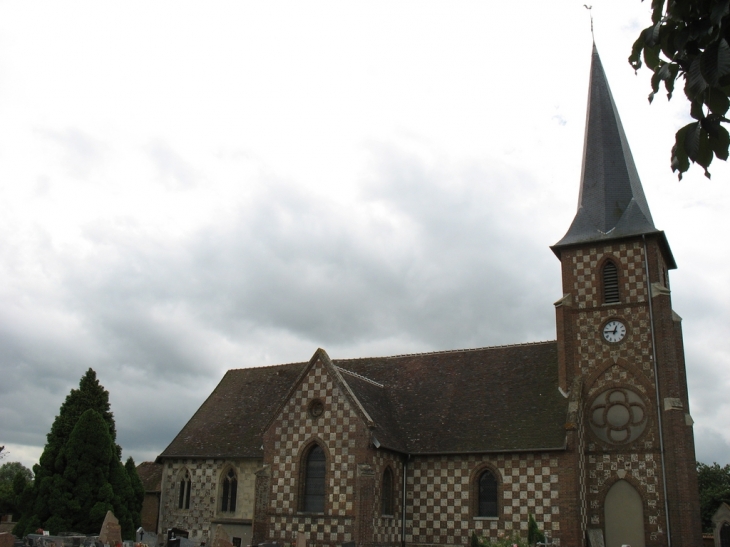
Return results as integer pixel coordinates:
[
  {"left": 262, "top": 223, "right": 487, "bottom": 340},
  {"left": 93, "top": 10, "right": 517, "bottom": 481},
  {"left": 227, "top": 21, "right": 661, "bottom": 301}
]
[{"left": 588, "top": 387, "right": 647, "bottom": 444}]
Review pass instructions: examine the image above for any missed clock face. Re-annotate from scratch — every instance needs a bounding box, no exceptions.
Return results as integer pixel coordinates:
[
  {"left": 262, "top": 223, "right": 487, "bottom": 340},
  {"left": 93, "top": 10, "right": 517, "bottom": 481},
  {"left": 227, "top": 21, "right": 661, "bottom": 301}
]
[{"left": 602, "top": 320, "right": 627, "bottom": 343}]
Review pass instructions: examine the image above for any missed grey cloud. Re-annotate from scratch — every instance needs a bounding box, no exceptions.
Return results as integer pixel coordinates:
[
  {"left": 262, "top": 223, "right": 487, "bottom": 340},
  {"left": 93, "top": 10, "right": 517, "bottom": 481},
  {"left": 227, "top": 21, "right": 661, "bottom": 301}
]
[
  {"left": 37, "top": 128, "right": 106, "bottom": 179},
  {"left": 147, "top": 140, "right": 200, "bottom": 189},
  {"left": 1, "top": 143, "right": 723, "bottom": 467}
]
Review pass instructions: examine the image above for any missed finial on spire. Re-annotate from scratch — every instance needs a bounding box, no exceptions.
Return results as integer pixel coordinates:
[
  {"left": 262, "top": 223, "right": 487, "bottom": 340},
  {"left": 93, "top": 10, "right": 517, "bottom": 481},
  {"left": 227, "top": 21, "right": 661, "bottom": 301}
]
[{"left": 584, "top": 5, "right": 594, "bottom": 40}]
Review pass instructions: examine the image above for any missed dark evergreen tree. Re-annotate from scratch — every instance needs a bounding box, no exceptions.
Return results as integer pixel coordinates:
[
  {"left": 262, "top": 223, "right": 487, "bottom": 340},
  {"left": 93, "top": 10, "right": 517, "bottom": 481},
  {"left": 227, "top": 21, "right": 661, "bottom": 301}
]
[
  {"left": 125, "top": 457, "right": 145, "bottom": 528},
  {"left": 14, "top": 369, "right": 139, "bottom": 538},
  {"left": 61, "top": 409, "right": 116, "bottom": 534}
]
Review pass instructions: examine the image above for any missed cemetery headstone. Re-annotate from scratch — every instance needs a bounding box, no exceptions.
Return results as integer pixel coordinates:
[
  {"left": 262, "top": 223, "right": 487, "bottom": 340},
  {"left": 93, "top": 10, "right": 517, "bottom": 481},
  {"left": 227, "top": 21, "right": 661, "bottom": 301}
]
[
  {"left": 587, "top": 529, "right": 605, "bottom": 547},
  {"left": 0, "top": 532, "right": 15, "bottom": 547},
  {"left": 210, "top": 527, "right": 233, "bottom": 547},
  {"left": 99, "top": 512, "right": 122, "bottom": 546}
]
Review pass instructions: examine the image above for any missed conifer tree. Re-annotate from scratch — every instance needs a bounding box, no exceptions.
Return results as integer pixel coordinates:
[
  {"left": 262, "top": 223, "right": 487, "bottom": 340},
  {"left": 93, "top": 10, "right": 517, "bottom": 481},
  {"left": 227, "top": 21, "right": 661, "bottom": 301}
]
[
  {"left": 125, "top": 457, "right": 145, "bottom": 527},
  {"left": 14, "top": 369, "right": 139, "bottom": 538}
]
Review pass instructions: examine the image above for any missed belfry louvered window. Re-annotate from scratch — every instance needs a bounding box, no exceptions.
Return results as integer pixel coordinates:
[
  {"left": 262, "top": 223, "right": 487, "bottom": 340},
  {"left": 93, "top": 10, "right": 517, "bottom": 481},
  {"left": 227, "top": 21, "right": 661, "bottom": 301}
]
[
  {"left": 303, "top": 445, "right": 326, "bottom": 512},
  {"left": 221, "top": 468, "right": 237, "bottom": 512},
  {"left": 178, "top": 470, "right": 191, "bottom": 510},
  {"left": 478, "top": 470, "right": 498, "bottom": 517},
  {"left": 603, "top": 261, "right": 620, "bottom": 303}
]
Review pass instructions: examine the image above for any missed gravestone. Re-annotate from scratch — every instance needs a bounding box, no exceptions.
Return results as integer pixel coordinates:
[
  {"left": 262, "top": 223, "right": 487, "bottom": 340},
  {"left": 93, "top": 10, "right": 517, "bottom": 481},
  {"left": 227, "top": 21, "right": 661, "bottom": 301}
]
[
  {"left": 587, "top": 529, "right": 605, "bottom": 547},
  {"left": 211, "top": 526, "right": 233, "bottom": 547},
  {"left": 140, "top": 532, "right": 158, "bottom": 546},
  {"left": 99, "top": 512, "right": 122, "bottom": 546},
  {"left": 0, "top": 532, "right": 15, "bottom": 547}
]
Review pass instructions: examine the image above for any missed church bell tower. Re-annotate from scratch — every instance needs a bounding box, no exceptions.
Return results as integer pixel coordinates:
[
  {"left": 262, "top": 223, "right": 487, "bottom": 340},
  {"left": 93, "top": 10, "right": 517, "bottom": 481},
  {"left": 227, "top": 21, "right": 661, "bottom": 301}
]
[{"left": 550, "top": 46, "right": 702, "bottom": 547}]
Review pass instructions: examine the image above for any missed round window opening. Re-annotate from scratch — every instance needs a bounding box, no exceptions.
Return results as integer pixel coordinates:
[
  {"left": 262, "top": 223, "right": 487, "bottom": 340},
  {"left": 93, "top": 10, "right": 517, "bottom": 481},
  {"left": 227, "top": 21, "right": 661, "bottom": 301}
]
[
  {"left": 588, "top": 387, "right": 648, "bottom": 445},
  {"left": 308, "top": 399, "right": 324, "bottom": 419}
]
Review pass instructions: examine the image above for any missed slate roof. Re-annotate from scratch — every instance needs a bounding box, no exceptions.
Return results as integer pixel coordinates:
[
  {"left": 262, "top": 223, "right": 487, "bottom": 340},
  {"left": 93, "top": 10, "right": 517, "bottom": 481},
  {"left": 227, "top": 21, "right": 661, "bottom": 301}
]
[
  {"left": 136, "top": 461, "right": 163, "bottom": 492},
  {"left": 157, "top": 341, "right": 568, "bottom": 460},
  {"left": 159, "top": 362, "right": 307, "bottom": 459},
  {"left": 552, "top": 46, "right": 676, "bottom": 268}
]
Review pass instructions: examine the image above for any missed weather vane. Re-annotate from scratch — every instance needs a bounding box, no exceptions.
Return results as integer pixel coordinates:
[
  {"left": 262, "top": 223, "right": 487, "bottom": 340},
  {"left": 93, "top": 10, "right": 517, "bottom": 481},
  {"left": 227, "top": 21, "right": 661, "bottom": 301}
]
[{"left": 584, "top": 5, "right": 594, "bottom": 39}]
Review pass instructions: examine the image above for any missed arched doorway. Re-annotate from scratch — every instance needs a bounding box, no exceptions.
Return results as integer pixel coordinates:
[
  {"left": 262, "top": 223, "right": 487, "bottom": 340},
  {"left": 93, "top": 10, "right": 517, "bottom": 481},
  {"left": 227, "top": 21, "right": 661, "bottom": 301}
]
[{"left": 604, "top": 479, "right": 645, "bottom": 547}]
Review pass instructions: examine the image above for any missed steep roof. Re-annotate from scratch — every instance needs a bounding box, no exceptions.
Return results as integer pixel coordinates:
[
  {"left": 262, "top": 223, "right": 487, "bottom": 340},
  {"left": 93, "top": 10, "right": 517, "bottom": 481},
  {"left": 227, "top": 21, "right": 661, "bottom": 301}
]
[
  {"left": 158, "top": 362, "right": 307, "bottom": 460},
  {"left": 340, "top": 342, "right": 567, "bottom": 453},
  {"left": 136, "top": 461, "right": 163, "bottom": 492},
  {"left": 552, "top": 46, "right": 675, "bottom": 268},
  {"left": 157, "top": 341, "right": 568, "bottom": 459}
]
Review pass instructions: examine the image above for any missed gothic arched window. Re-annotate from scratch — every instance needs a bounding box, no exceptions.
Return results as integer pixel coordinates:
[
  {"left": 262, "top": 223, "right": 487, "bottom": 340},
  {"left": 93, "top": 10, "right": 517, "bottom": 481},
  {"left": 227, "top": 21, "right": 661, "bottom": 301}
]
[
  {"left": 603, "top": 260, "right": 620, "bottom": 303},
  {"left": 221, "top": 468, "right": 238, "bottom": 512},
  {"left": 477, "top": 469, "right": 498, "bottom": 517},
  {"left": 178, "top": 469, "right": 191, "bottom": 510},
  {"left": 381, "top": 467, "right": 394, "bottom": 516},
  {"left": 302, "top": 445, "right": 326, "bottom": 513}
]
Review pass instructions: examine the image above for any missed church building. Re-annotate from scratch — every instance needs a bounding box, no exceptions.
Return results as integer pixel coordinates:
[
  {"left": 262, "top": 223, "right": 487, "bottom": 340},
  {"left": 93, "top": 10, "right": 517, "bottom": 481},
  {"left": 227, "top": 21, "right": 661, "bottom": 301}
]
[{"left": 155, "top": 47, "right": 702, "bottom": 547}]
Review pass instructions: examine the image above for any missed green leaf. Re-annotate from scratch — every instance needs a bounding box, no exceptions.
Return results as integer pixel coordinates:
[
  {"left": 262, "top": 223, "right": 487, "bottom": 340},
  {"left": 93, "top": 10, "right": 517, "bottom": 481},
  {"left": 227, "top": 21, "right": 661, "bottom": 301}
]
[
  {"left": 700, "top": 38, "right": 730, "bottom": 86},
  {"left": 686, "top": 56, "right": 709, "bottom": 101},
  {"left": 685, "top": 121, "right": 714, "bottom": 175},
  {"left": 630, "top": 30, "right": 650, "bottom": 71},
  {"left": 661, "top": 27, "right": 679, "bottom": 61},
  {"left": 684, "top": 121, "right": 702, "bottom": 160},
  {"left": 711, "top": 0, "right": 730, "bottom": 27},
  {"left": 651, "top": 70, "right": 662, "bottom": 96},
  {"left": 663, "top": 63, "right": 679, "bottom": 99},
  {"left": 647, "top": 21, "right": 662, "bottom": 47},
  {"left": 708, "top": 123, "right": 730, "bottom": 160},
  {"left": 672, "top": 124, "right": 692, "bottom": 177},
  {"left": 706, "top": 88, "right": 730, "bottom": 115},
  {"left": 651, "top": 0, "right": 665, "bottom": 24},
  {"left": 644, "top": 44, "right": 662, "bottom": 70},
  {"left": 690, "top": 100, "right": 705, "bottom": 120}
]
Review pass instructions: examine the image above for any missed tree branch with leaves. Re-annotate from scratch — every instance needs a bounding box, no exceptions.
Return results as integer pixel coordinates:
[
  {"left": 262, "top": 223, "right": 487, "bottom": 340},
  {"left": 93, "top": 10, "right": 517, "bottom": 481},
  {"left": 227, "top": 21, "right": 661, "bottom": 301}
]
[{"left": 630, "top": 0, "right": 730, "bottom": 179}]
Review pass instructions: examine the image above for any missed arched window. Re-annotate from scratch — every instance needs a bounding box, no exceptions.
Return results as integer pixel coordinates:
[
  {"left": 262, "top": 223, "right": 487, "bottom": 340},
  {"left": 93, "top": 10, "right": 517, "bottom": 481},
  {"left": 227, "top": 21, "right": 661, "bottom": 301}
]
[
  {"left": 381, "top": 467, "right": 394, "bottom": 516},
  {"left": 478, "top": 470, "right": 498, "bottom": 517},
  {"left": 721, "top": 522, "right": 730, "bottom": 547},
  {"left": 221, "top": 468, "right": 237, "bottom": 512},
  {"left": 603, "top": 260, "right": 620, "bottom": 303},
  {"left": 302, "top": 445, "right": 326, "bottom": 513},
  {"left": 178, "top": 470, "right": 191, "bottom": 510}
]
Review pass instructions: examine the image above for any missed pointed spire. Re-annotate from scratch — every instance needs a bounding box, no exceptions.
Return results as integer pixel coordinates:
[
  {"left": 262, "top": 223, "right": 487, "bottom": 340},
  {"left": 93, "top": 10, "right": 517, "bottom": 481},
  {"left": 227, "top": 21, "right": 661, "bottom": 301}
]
[{"left": 553, "top": 45, "right": 659, "bottom": 250}]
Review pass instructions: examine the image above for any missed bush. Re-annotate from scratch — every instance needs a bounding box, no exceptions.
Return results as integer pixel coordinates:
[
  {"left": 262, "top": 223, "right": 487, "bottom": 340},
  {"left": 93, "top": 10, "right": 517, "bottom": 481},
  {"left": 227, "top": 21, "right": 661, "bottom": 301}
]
[
  {"left": 527, "top": 514, "right": 545, "bottom": 545},
  {"left": 470, "top": 532, "right": 528, "bottom": 547}
]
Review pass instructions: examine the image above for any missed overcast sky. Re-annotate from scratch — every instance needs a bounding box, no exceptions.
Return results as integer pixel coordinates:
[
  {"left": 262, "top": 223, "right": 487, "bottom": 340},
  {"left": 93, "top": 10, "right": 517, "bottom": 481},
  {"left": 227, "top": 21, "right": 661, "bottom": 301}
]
[{"left": 1, "top": 1, "right": 729, "bottom": 472}]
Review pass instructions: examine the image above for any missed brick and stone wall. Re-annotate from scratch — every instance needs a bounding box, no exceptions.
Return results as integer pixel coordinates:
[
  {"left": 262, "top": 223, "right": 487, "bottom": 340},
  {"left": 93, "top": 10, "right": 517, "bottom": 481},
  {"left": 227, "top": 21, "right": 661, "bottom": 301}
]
[
  {"left": 141, "top": 491, "right": 160, "bottom": 534},
  {"left": 159, "top": 458, "right": 261, "bottom": 542},
  {"left": 560, "top": 236, "right": 701, "bottom": 546},
  {"left": 405, "top": 453, "right": 568, "bottom": 547},
  {"left": 261, "top": 357, "right": 373, "bottom": 547}
]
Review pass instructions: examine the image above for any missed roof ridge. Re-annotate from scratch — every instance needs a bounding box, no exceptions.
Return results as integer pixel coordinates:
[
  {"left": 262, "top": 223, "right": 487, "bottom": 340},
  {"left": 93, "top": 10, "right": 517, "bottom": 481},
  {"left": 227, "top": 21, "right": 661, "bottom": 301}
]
[
  {"left": 334, "top": 365, "right": 384, "bottom": 388},
  {"left": 334, "top": 340, "right": 557, "bottom": 363},
  {"left": 223, "top": 340, "right": 558, "bottom": 372},
  {"left": 227, "top": 361, "right": 306, "bottom": 372}
]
